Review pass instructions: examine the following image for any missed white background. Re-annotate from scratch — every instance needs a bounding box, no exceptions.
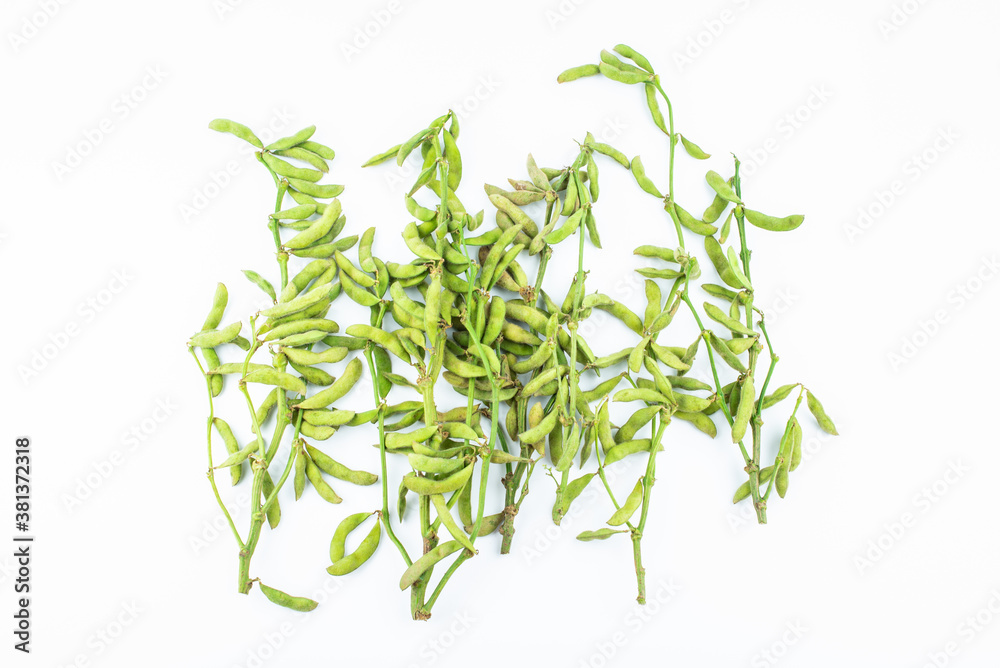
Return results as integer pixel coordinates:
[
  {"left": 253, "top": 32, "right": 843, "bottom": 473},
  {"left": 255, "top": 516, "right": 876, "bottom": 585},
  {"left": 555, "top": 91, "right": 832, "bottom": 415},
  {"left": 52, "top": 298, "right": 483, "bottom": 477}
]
[{"left": 2, "top": 0, "right": 999, "bottom": 666}]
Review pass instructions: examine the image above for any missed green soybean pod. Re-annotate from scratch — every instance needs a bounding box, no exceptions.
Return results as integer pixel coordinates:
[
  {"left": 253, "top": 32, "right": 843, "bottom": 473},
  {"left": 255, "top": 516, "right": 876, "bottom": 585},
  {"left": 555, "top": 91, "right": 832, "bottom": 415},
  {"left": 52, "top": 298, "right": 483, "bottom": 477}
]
[
  {"left": 615, "top": 405, "right": 661, "bottom": 443},
  {"left": 340, "top": 271, "right": 380, "bottom": 308},
  {"left": 234, "top": 367, "right": 306, "bottom": 395},
  {"left": 270, "top": 203, "right": 317, "bottom": 220},
  {"left": 293, "top": 442, "right": 307, "bottom": 500},
  {"left": 399, "top": 540, "right": 464, "bottom": 591},
  {"left": 281, "top": 346, "right": 348, "bottom": 366},
  {"left": 679, "top": 135, "right": 711, "bottom": 160},
  {"left": 280, "top": 259, "right": 332, "bottom": 302},
  {"left": 283, "top": 200, "right": 343, "bottom": 250},
  {"left": 303, "top": 409, "right": 355, "bottom": 427},
  {"left": 600, "top": 48, "right": 644, "bottom": 74},
  {"left": 703, "top": 236, "right": 743, "bottom": 290},
  {"left": 702, "top": 194, "right": 728, "bottom": 225},
  {"left": 287, "top": 178, "right": 345, "bottom": 199},
  {"left": 262, "top": 152, "right": 322, "bottom": 182},
  {"left": 306, "top": 444, "right": 377, "bottom": 485},
  {"left": 630, "top": 156, "right": 663, "bottom": 198},
  {"left": 305, "top": 453, "right": 343, "bottom": 504},
  {"left": 402, "top": 222, "right": 443, "bottom": 261},
  {"left": 518, "top": 407, "right": 559, "bottom": 444},
  {"left": 346, "top": 324, "right": 410, "bottom": 363},
  {"left": 297, "top": 139, "right": 335, "bottom": 159},
  {"left": 396, "top": 127, "right": 434, "bottom": 166},
  {"left": 613, "top": 43, "right": 654, "bottom": 73},
  {"left": 328, "top": 520, "right": 381, "bottom": 576},
  {"left": 708, "top": 331, "right": 747, "bottom": 373},
  {"left": 265, "top": 124, "right": 316, "bottom": 151},
  {"left": 702, "top": 282, "right": 739, "bottom": 302},
  {"left": 489, "top": 194, "right": 539, "bottom": 237},
  {"left": 431, "top": 493, "right": 477, "bottom": 553},
  {"left": 775, "top": 465, "right": 789, "bottom": 498},
  {"left": 589, "top": 141, "right": 631, "bottom": 169},
  {"left": 290, "top": 361, "right": 334, "bottom": 387},
  {"left": 762, "top": 383, "right": 798, "bottom": 409},
  {"left": 643, "top": 83, "right": 670, "bottom": 135},
  {"left": 580, "top": 373, "right": 626, "bottom": 403},
  {"left": 356, "top": 227, "right": 377, "bottom": 274},
  {"left": 208, "top": 118, "right": 263, "bottom": 147},
  {"left": 557, "top": 63, "right": 601, "bottom": 83},
  {"left": 481, "top": 297, "right": 506, "bottom": 346},
  {"left": 212, "top": 418, "right": 243, "bottom": 485},
  {"left": 329, "top": 511, "right": 372, "bottom": 562},
  {"left": 293, "top": 357, "right": 362, "bottom": 410},
  {"left": 675, "top": 203, "right": 718, "bottom": 236},
  {"left": 613, "top": 388, "right": 670, "bottom": 405},
  {"left": 521, "top": 365, "right": 567, "bottom": 397},
  {"left": 598, "top": 61, "right": 649, "bottom": 84},
  {"left": 263, "top": 317, "right": 339, "bottom": 341},
  {"left": 545, "top": 207, "right": 585, "bottom": 245},
  {"left": 604, "top": 438, "right": 663, "bottom": 466},
  {"left": 190, "top": 321, "right": 242, "bottom": 348},
  {"left": 806, "top": 390, "right": 838, "bottom": 435},
  {"left": 674, "top": 411, "right": 717, "bottom": 438},
  {"left": 731, "top": 374, "right": 755, "bottom": 444},
  {"left": 743, "top": 208, "right": 805, "bottom": 232},
  {"left": 705, "top": 170, "right": 742, "bottom": 204},
  {"left": 202, "top": 283, "right": 228, "bottom": 329},
  {"left": 732, "top": 466, "right": 776, "bottom": 503},
  {"left": 703, "top": 302, "right": 756, "bottom": 337},
  {"left": 442, "top": 128, "right": 462, "bottom": 190},
  {"left": 725, "top": 246, "right": 752, "bottom": 290},
  {"left": 257, "top": 582, "right": 318, "bottom": 612},
  {"left": 587, "top": 153, "right": 600, "bottom": 201},
  {"left": 402, "top": 462, "right": 475, "bottom": 495},
  {"left": 260, "top": 471, "right": 281, "bottom": 528},
  {"left": 334, "top": 250, "right": 375, "bottom": 288},
  {"left": 607, "top": 478, "right": 644, "bottom": 525},
  {"left": 274, "top": 147, "right": 328, "bottom": 173},
  {"left": 362, "top": 143, "right": 402, "bottom": 167},
  {"left": 726, "top": 337, "right": 756, "bottom": 355},
  {"left": 424, "top": 272, "right": 442, "bottom": 337},
  {"left": 789, "top": 418, "right": 803, "bottom": 471},
  {"left": 552, "top": 473, "right": 596, "bottom": 524},
  {"left": 242, "top": 270, "right": 276, "bottom": 303},
  {"left": 409, "top": 453, "right": 465, "bottom": 475}
]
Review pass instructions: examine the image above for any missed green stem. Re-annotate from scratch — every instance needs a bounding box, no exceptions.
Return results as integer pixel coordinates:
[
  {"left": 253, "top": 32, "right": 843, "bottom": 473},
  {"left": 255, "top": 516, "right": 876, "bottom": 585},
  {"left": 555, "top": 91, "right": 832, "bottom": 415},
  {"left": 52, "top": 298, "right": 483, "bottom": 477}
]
[{"left": 191, "top": 349, "right": 244, "bottom": 548}]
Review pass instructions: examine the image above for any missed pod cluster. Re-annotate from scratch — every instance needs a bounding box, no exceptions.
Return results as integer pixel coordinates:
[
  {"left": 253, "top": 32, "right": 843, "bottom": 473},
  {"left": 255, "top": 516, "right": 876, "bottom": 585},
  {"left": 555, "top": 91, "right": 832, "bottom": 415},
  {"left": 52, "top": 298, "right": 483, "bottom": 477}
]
[{"left": 189, "top": 44, "right": 838, "bottom": 618}]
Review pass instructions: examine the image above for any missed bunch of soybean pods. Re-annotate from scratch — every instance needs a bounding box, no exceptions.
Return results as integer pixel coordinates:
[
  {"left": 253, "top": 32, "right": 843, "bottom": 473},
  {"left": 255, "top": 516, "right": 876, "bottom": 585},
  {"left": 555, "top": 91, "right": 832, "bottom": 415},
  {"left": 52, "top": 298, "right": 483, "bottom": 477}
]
[{"left": 188, "top": 44, "right": 839, "bottom": 619}]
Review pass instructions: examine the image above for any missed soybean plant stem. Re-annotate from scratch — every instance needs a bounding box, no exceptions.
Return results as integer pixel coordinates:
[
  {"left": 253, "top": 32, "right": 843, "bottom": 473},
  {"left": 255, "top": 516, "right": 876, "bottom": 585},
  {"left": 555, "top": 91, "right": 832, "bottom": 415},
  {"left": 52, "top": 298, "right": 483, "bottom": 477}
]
[
  {"left": 190, "top": 349, "right": 244, "bottom": 549},
  {"left": 363, "top": 338, "right": 411, "bottom": 567},
  {"left": 653, "top": 81, "right": 684, "bottom": 250},
  {"left": 678, "top": 287, "right": 751, "bottom": 466}
]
